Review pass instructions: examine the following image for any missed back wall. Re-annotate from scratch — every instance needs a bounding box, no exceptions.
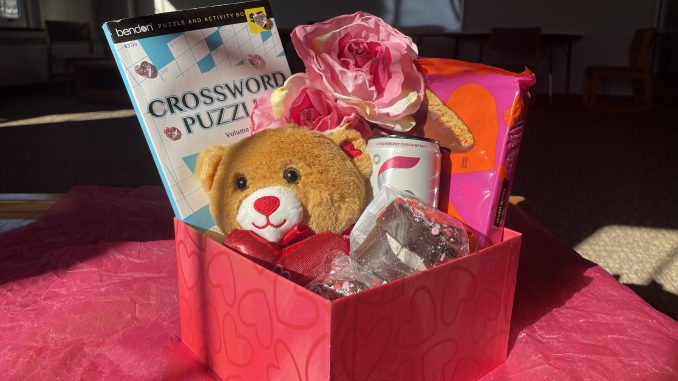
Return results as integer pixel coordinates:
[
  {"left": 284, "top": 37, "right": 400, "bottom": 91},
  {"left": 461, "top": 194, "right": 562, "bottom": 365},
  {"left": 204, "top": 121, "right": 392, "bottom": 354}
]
[{"left": 462, "top": 0, "right": 659, "bottom": 93}]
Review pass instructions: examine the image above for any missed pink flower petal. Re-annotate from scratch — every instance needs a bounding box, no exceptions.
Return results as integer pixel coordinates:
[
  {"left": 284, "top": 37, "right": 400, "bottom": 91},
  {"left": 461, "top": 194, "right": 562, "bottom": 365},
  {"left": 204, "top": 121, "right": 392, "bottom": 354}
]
[
  {"left": 249, "top": 72, "right": 370, "bottom": 135},
  {"left": 290, "top": 12, "right": 423, "bottom": 131}
]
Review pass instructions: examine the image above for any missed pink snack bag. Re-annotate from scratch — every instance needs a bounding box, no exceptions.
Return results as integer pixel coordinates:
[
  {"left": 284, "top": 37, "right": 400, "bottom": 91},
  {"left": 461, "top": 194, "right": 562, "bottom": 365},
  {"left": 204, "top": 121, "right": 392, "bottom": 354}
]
[{"left": 415, "top": 58, "right": 536, "bottom": 243}]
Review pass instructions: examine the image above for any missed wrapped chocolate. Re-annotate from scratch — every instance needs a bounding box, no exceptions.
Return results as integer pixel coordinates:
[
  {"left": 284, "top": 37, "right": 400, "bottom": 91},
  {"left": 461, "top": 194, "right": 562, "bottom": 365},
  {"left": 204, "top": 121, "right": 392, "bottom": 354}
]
[
  {"left": 351, "top": 187, "right": 487, "bottom": 282},
  {"left": 224, "top": 229, "right": 350, "bottom": 285},
  {"left": 306, "top": 254, "right": 384, "bottom": 300}
]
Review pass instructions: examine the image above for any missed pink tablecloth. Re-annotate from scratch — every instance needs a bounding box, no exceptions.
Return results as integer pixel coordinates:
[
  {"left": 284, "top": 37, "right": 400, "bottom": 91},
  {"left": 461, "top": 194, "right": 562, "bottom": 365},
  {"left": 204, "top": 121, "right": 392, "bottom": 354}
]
[{"left": 1, "top": 186, "right": 676, "bottom": 380}]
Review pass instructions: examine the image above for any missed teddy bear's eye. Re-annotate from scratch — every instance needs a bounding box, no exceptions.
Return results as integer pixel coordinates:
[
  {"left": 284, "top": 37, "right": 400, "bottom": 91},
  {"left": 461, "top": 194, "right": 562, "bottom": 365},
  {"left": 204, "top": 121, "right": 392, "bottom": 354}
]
[
  {"left": 235, "top": 176, "right": 248, "bottom": 190},
  {"left": 283, "top": 167, "right": 301, "bottom": 184}
]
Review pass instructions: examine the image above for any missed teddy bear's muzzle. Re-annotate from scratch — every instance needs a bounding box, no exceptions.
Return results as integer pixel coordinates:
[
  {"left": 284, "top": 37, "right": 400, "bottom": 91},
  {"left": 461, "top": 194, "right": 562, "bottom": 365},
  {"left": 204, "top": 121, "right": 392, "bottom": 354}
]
[{"left": 236, "top": 186, "right": 304, "bottom": 243}]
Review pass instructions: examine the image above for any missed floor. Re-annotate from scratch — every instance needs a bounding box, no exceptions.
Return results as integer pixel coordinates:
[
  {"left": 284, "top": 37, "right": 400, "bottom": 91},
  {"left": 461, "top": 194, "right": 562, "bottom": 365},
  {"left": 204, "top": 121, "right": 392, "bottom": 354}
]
[
  {"left": 511, "top": 96, "right": 678, "bottom": 319},
  {"left": 0, "top": 86, "right": 161, "bottom": 192},
  {"left": 0, "top": 86, "right": 677, "bottom": 320}
]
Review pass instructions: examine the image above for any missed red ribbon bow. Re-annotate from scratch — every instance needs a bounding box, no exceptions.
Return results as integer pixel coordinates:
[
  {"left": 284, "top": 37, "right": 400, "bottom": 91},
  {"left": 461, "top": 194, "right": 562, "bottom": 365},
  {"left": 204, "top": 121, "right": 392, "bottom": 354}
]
[{"left": 224, "top": 224, "right": 350, "bottom": 285}]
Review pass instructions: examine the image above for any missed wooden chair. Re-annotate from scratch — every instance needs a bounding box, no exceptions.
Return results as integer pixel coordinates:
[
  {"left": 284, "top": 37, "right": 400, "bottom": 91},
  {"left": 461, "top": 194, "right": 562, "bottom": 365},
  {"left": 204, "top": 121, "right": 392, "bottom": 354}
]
[
  {"left": 482, "top": 27, "right": 547, "bottom": 100},
  {"left": 583, "top": 29, "right": 656, "bottom": 112},
  {"left": 45, "top": 21, "right": 96, "bottom": 87},
  {"left": 482, "top": 27, "right": 542, "bottom": 73}
]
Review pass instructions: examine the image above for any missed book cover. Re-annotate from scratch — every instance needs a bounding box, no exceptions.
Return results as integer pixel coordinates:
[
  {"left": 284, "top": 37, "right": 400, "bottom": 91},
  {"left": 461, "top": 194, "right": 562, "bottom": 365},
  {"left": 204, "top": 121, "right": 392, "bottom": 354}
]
[{"left": 103, "top": 1, "right": 291, "bottom": 231}]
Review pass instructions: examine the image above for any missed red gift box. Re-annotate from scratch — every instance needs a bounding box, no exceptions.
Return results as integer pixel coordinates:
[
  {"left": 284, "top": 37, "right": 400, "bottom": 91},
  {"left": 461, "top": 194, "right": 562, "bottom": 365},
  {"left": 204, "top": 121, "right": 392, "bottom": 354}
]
[{"left": 175, "top": 219, "right": 521, "bottom": 380}]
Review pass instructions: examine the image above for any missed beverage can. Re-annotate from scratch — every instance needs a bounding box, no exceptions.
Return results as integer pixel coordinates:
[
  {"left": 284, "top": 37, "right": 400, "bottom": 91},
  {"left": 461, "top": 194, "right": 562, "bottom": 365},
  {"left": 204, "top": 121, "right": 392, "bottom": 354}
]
[{"left": 366, "top": 135, "right": 441, "bottom": 207}]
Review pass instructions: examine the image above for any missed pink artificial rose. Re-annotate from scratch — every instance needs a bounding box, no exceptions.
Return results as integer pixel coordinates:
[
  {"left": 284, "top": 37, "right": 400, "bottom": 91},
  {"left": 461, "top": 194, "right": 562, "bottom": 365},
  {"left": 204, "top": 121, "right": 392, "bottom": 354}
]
[
  {"left": 250, "top": 73, "right": 370, "bottom": 137},
  {"left": 291, "top": 12, "right": 424, "bottom": 131}
]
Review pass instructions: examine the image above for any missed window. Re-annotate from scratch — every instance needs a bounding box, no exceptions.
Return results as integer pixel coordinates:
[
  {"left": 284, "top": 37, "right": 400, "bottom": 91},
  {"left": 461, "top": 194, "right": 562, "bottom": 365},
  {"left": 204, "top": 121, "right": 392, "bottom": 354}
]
[{"left": 0, "top": 0, "right": 20, "bottom": 19}]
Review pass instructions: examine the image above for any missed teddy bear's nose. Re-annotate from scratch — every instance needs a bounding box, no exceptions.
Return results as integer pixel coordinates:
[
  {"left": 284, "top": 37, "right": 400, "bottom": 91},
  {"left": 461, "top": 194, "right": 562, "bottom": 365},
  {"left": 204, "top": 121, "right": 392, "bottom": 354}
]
[{"left": 253, "top": 196, "right": 280, "bottom": 217}]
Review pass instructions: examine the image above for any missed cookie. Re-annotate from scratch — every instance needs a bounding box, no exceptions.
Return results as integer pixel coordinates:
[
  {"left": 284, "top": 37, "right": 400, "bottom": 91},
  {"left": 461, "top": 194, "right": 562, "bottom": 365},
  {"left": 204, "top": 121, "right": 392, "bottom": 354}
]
[{"left": 414, "top": 89, "right": 474, "bottom": 152}]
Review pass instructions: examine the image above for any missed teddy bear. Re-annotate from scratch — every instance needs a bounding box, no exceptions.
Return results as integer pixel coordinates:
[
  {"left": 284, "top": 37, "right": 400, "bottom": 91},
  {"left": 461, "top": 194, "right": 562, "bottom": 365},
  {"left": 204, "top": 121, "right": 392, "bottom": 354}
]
[{"left": 194, "top": 126, "right": 372, "bottom": 245}]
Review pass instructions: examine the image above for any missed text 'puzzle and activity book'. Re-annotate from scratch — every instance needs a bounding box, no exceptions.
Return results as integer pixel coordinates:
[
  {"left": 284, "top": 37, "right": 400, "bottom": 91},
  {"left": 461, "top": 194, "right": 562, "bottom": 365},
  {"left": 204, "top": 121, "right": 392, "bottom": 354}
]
[{"left": 104, "top": 1, "right": 291, "bottom": 231}]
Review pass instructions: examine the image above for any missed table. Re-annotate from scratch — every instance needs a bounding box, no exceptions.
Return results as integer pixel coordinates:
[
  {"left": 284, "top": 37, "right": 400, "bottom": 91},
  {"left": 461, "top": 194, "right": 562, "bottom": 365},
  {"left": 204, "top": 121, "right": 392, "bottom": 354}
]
[
  {"left": 72, "top": 59, "right": 127, "bottom": 103},
  {"left": 413, "top": 32, "right": 582, "bottom": 95},
  {"left": 1, "top": 186, "right": 676, "bottom": 379},
  {"left": 278, "top": 28, "right": 581, "bottom": 95}
]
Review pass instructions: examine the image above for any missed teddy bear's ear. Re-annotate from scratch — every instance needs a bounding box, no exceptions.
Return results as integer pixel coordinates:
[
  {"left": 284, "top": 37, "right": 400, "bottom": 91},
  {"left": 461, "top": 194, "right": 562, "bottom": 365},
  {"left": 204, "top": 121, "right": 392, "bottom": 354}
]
[
  {"left": 326, "top": 127, "right": 372, "bottom": 179},
  {"left": 195, "top": 144, "right": 229, "bottom": 192}
]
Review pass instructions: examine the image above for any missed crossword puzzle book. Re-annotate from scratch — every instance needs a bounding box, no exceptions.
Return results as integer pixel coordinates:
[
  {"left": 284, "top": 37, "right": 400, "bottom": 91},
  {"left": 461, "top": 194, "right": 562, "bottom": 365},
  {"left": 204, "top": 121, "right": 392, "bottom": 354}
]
[{"left": 104, "top": 1, "right": 291, "bottom": 231}]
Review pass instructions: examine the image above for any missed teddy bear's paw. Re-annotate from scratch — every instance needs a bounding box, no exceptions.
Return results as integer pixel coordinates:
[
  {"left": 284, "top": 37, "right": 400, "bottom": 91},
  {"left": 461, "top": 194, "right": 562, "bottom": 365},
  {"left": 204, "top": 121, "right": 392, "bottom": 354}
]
[{"left": 236, "top": 186, "right": 304, "bottom": 243}]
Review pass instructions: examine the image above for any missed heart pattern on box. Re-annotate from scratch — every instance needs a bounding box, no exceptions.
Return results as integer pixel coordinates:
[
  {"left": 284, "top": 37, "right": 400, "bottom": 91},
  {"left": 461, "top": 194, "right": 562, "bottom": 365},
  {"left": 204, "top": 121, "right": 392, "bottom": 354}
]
[
  {"left": 223, "top": 376, "right": 247, "bottom": 381},
  {"left": 222, "top": 313, "right": 254, "bottom": 367},
  {"left": 392, "top": 360, "right": 416, "bottom": 381},
  {"left": 471, "top": 289, "right": 501, "bottom": 341},
  {"left": 341, "top": 318, "right": 393, "bottom": 380},
  {"left": 273, "top": 275, "right": 320, "bottom": 330},
  {"left": 176, "top": 241, "right": 200, "bottom": 291},
  {"left": 396, "top": 287, "right": 437, "bottom": 347},
  {"left": 238, "top": 289, "right": 273, "bottom": 348},
  {"left": 175, "top": 220, "right": 519, "bottom": 380},
  {"left": 503, "top": 240, "right": 521, "bottom": 323},
  {"left": 207, "top": 253, "right": 237, "bottom": 307},
  {"left": 204, "top": 303, "right": 223, "bottom": 353},
  {"left": 267, "top": 341, "right": 302, "bottom": 381},
  {"left": 449, "top": 357, "right": 481, "bottom": 381},
  {"left": 304, "top": 334, "right": 329, "bottom": 381},
  {"left": 178, "top": 296, "right": 196, "bottom": 346},
  {"left": 481, "top": 249, "right": 509, "bottom": 283},
  {"left": 441, "top": 267, "right": 477, "bottom": 325},
  {"left": 422, "top": 339, "right": 458, "bottom": 381}
]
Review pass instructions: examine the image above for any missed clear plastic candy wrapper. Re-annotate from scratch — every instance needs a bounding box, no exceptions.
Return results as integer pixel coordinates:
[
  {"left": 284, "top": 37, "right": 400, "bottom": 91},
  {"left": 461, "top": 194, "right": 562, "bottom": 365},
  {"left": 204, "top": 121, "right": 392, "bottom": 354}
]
[
  {"left": 306, "top": 254, "right": 384, "bottom": 300},
  {"left": 350, "top": 187, "right": 489, "bottom": 282}
]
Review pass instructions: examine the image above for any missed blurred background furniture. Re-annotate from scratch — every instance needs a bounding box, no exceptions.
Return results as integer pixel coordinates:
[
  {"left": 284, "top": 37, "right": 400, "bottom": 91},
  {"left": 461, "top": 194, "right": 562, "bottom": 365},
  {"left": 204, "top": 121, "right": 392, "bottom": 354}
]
[
  {"left": 45, "top": 20, "right": 99, "bottom": 89},
  {"left": 45, "top": 20, "right": 123, "bottom": 102},
  {"left": 482, "top": 27, "right": 542, "bottom": 72},
  {"left": 410, "top": 30, "right": 581, "bottom": 96},
  {"left": 73, "top": 60, "right": 127, "bottom": 103},
  {"left": 582, "top": 28, "right": 656, "bottom": 112},
  {"left": 481, "top": 27, "right": 545, "bottom": 98}
]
